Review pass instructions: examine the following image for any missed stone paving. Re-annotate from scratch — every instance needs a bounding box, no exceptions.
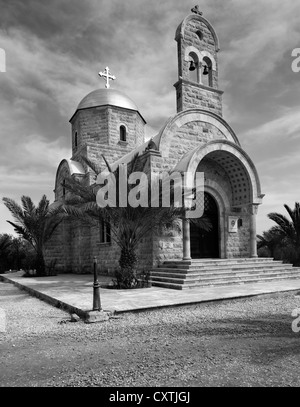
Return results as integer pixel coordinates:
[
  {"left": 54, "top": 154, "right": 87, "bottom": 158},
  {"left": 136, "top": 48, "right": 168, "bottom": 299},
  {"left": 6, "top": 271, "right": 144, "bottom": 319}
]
[{"left": 1, "top": 271, "right": 300, "bottom": 316}]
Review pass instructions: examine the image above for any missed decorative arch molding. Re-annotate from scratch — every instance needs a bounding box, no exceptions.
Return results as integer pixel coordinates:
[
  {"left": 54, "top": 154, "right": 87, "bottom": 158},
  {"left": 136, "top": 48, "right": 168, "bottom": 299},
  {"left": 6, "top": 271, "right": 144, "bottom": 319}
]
[
  {"left": 205, "top": 180, "right": 230, "bottom": 213},
  {"left": 55, "top": 159, "right": 85, "bottom": 180},
  {"left": 54, "top": 159, "right": 85, "bottom": 199},
  {"left": 178, "top": 140, "right": 263, "bottom": 204},
  {"left": 184, "top": 47, "right": 217, "bottom": 71},
  {"left": 175, "top": 14, "right": 220, "bottom": 52},
  {"left": 155, "top": 109, "right": 240, "bottom": 158}
]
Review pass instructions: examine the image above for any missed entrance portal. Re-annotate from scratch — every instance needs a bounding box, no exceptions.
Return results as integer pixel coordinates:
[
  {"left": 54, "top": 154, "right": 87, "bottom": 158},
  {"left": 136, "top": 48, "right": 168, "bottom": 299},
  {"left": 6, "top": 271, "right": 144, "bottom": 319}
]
[{"left": 190, "top": 192, "right": 219, "bottom": 258}]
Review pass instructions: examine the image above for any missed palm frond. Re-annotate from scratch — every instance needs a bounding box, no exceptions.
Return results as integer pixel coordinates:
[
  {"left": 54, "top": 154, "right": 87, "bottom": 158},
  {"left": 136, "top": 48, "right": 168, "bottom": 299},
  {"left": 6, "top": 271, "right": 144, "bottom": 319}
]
[
  {"left": 6, "top": 221, "right": 35, "bottom": 247},
  {"left": 21, "top": 196, "right": 35, "bottom": 216},
  {"left": 101, "top": 154, "right": 113, "bottom": 173},
  {"left": 2, "top": 197, "right": 24, "bottom": 224},
  {"left": 36, "top": 194, "right": 49, "bottom": 217},
  {"left": 80, "top": 155, "right": 102, "bottom": 175},
  {"left": 64, "top": 176, "right": 95, "bottom": 202}
]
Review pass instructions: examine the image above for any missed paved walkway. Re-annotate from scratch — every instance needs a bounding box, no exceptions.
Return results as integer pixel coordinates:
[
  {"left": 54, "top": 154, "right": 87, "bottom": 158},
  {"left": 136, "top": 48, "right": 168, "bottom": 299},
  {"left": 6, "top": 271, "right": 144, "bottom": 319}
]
[{"left": 1, "top": 271, "right": 300, "bottom": 316}]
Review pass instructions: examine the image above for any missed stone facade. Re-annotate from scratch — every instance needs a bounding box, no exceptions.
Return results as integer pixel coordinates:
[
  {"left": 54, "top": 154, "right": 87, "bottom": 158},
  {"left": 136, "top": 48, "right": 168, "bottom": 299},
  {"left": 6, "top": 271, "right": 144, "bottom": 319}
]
[{"left": 45, "top": 9, "right": 263, "bottom": 275}]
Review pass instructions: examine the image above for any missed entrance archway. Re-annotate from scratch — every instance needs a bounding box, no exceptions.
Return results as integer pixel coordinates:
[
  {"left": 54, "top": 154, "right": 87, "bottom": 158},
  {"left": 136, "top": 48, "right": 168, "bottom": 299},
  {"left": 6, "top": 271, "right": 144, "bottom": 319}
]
[{"left": 190, "top": 192, "right": 219, "bottom": 258}]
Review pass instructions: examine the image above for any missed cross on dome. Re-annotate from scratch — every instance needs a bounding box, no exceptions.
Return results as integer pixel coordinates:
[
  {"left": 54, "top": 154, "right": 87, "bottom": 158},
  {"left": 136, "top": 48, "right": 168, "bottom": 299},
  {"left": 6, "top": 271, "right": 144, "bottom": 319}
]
[
  {"left": 98, "top": 67, "right": 116, "bottom": 89},
  {"left": 191, "top": 5, "right": 203, "bottom": 15}
]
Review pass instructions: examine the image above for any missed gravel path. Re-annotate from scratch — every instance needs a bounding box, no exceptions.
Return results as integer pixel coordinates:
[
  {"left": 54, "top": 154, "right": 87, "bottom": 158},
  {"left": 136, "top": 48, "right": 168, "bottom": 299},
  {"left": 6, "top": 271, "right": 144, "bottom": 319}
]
[{"left": 1, "top": 281, "right": 300, "bottom": 387}]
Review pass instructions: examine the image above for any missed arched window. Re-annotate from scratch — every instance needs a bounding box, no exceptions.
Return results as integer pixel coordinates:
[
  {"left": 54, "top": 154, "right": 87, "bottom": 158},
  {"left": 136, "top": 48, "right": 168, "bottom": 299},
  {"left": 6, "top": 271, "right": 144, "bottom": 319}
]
[
  {"left": 120, "top": 125, "right": 126, "bottom": 142},
  {"left": 201, "top": 57, "right": 213, "bottom": 87},
  {"left": 74, "top": 131, "right": 78, "bottom": 148},
  {"left": 188, "top": 52, "right": 199, "bottom": 84},
  {"left": 196, "top": 30, "right": 203, "bottom": 41}
]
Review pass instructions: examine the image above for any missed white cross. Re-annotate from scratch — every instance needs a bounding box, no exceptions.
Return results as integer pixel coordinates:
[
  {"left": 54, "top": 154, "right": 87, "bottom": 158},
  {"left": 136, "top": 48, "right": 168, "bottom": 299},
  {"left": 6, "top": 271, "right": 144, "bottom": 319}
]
[{"left": 98, "top": 66, "right": 116, "bottom": 89}]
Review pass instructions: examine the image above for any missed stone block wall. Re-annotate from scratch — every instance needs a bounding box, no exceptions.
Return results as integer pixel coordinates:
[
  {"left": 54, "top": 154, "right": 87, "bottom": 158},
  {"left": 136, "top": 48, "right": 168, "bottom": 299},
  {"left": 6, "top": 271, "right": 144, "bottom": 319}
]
[
  {"left": 71, "top": 108, "right": 109, "bottom": 156},
  {"left": 70, "top": 106, "right": 145, "bottom": 159},
  {"left": 226, "top": 213, "right": 251, "bottom": 258},
  {"left": 108, "top": 107, "right": 145, "bottom": 148},
  {"left": 44, "top": 219, "right": 72, "bottom": 273},
  {"left": 152, "top": 225, "right": 183, "bottom": 265},
  {"left": 45, "top": 219, "right": 120, "bottom": 275},
  {"left": 175, "top": 80, "right": 223, "bottom": 115}
]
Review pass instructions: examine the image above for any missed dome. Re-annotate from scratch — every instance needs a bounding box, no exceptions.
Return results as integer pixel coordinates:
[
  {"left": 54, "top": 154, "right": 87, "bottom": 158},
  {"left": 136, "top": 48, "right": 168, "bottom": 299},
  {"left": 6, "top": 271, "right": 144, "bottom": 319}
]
[{"left": 76, "top": 88, "right": 139, "bottom": 112}]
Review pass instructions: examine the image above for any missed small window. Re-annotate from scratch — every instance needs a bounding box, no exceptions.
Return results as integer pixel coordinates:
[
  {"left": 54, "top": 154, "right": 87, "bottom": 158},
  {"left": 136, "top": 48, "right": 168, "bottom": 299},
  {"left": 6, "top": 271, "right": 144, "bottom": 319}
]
[
  {"left": 62, "top": 179, "right": 66, "bottom": 198},
  {"left": 74, "top": 131, "right": 78, "bottom": 148},
  {"left": 196, "top": 30, "right": 203, "bottom": 41},
  {"left": 120, "top": 125, "right": 126, "bottom": 142},
  {"left": 100, "top": 219, "right": 111, "bottom": 244}
]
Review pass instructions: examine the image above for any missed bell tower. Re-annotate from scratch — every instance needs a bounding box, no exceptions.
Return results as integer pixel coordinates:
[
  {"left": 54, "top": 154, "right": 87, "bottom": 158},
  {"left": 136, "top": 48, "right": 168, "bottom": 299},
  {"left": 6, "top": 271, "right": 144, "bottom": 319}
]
[{"left": 174, "top": 6, "right": 223, "bottom": 116}]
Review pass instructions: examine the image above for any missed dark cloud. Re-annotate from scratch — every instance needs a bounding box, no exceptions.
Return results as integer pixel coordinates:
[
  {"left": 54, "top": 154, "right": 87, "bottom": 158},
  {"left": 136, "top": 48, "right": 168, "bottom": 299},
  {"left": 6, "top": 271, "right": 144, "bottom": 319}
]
[{"left": 1, "top": 0, "right": 300, "bottom": 235}]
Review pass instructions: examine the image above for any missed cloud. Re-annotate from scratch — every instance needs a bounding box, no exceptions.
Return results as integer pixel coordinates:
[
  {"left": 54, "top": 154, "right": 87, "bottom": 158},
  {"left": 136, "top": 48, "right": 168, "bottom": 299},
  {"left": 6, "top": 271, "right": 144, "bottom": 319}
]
[
  {"left": 1, "top": 0, "right": 300, "bottom": 240},
  {"left": 242, "top": 107, "right": 300, "bottom": 146}
]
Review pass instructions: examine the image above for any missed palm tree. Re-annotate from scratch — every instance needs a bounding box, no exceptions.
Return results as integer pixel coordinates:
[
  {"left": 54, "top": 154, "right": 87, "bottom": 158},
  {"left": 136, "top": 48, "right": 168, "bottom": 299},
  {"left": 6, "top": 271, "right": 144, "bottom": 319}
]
[
  {"left": 63, "top": 154, "right": 211, "bottom": 287},
  {"left": 262, "top": 202, "right": 300, "bottom": 265},
  {"left": 257, "top": 226, "right": 284, "bottom": 258},
  {"left": 2, "top": 195, "right": 63, "bottom": 276}
]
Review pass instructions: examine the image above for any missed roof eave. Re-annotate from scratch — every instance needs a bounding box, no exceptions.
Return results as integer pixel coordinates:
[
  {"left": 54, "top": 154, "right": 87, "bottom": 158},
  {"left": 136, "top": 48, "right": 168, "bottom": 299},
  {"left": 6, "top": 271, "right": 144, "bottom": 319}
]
[{"left": 69, "top": 104, "right": 146, "bottom": 124}]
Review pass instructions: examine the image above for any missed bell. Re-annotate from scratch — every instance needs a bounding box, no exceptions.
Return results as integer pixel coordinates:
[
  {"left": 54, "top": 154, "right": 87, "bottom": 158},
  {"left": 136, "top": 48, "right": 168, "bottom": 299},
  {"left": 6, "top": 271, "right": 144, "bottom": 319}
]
[
  {"left": 189, "top": 61, "right": 196, "bottom": 71},
  {"left": 203, "top": 65, "right": 209, "bottom": 75}
]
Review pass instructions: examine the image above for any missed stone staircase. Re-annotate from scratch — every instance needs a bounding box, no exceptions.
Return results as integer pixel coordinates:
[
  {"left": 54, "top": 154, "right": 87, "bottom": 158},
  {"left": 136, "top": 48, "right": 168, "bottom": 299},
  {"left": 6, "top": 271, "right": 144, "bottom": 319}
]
[{"left": 149, "top": 258, "right": 300, "bottom": 290}]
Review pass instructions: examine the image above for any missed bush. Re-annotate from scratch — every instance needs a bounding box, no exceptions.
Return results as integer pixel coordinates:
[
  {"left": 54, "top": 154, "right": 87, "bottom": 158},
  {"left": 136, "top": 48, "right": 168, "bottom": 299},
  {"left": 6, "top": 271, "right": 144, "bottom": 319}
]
[{"left": 112, "top": 268, "right": 151, "bottom": 289}]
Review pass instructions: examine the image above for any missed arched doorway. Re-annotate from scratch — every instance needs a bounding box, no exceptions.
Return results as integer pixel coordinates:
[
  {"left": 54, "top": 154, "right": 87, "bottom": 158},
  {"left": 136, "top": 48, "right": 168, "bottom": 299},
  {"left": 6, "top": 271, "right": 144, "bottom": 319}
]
[{"left": 190, "top": 192, "right": 219, "bottom": 258}]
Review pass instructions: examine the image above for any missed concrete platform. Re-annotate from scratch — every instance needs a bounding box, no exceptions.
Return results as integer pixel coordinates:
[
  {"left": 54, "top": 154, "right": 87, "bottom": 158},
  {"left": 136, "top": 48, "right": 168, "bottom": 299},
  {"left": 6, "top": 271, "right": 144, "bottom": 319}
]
[{"left": 1, "top": 271, "right": 300, "bottom": 317}]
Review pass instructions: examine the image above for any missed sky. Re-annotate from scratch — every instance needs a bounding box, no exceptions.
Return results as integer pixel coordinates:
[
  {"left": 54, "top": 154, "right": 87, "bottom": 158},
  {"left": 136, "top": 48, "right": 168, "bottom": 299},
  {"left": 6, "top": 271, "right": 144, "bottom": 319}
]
[{"left": 0, "top": 0, "right": 300, "bottom": 237}]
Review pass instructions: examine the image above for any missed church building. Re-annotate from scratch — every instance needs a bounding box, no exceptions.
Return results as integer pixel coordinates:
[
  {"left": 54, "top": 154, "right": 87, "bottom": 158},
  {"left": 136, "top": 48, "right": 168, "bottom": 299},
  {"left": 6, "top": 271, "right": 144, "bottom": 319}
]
[{"left": 45, "top": 8, "right": 265, "bottom": 285}]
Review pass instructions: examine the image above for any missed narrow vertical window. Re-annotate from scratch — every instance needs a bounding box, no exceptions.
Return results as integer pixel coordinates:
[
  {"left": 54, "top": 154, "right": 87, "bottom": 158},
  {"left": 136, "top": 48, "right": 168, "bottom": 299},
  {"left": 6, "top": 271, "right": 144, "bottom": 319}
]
[
  {"left": 62, "top": 179, "right": 66, "bottom": 198},
  {"left": 106, "top": 222, "right": 111, "bottom": 243},
  {"left": 100, "top": 219, "right": 111, "bottom": 243},
  {"left": 74, "top": 131, "right": 78, "bottom": 148},
  {"left": 120, "top": 125, "right": 126, "bottom": 142}
]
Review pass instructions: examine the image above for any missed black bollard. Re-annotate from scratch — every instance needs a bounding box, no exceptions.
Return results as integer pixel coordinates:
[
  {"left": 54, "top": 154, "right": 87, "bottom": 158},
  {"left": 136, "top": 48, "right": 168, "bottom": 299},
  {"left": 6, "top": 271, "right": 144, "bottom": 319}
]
[{"left": 93, "top": 256, "right": 102, "bottom": 311}]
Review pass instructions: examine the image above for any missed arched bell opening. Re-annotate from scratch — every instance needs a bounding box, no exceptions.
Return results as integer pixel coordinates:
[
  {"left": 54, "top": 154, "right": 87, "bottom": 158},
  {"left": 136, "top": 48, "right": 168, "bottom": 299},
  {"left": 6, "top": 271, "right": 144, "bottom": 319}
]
[
  {"left": 201, "top": 56, "right": 213, "bottom": 87},
  {"left": 188, "top": 51, "right": 200, "bottom": 84}
]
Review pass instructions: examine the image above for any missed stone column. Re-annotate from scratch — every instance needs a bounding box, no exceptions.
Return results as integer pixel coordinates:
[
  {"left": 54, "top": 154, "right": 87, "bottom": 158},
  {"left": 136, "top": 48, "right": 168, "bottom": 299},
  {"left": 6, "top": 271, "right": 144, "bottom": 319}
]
[
  {"left": 182, "top": 216, "right": 191, "bottom": 261},
  {"left": 249, "top": 204, "right": 259, "bottom": 258}
]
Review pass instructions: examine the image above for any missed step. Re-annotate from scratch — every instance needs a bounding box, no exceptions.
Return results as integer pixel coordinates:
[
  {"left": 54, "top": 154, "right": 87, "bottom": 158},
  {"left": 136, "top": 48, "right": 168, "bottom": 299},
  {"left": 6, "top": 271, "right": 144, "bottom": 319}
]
[
  {"left": 150, "top": 270, "right": 300, "bottom": 285},
  {"left": 155, "top": 264, "right": 294, "bottom": 274},
  {"left": 150, "top": 274, "right": 300, "bottom": 290},
  {"left": 150, "top": 268, "right": 300, "bottom": 280},
  {"left": 163, "top": 258, "right": 276, "bottom": 266},
  {"left": 151, "top": 258, "right": 300, "bottom": 290},
  {"left": 160, "top": 260, "right": 285, "bottom": 269},
  {"left": 188, "top": 274, "right": 300, "bottom": 287}
]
